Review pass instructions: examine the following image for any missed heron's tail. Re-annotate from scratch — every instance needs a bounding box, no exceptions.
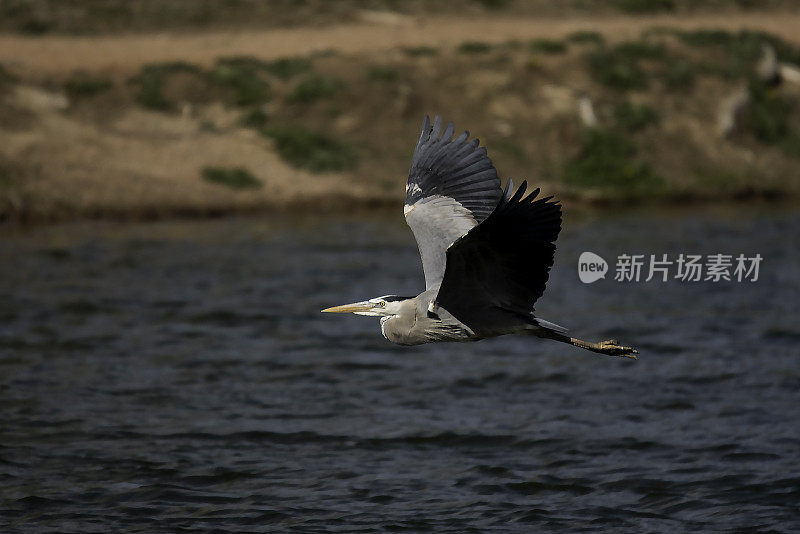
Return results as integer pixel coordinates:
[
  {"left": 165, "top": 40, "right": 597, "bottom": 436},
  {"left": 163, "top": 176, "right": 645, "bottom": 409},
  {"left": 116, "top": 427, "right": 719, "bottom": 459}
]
[{"left": 532, "top": 317, "right": 568, "bottom": 334}]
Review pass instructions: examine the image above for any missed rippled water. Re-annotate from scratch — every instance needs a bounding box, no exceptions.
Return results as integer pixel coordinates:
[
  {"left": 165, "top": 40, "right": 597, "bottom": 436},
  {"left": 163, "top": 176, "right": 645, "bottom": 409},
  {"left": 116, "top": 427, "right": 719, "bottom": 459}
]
[{"left": 1, "top": 206, "right": 799, "bottom": 532}]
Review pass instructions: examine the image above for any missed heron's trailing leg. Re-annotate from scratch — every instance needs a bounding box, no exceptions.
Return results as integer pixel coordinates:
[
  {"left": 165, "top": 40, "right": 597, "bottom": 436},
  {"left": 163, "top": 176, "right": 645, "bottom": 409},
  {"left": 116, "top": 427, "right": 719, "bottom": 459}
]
[
  {"left": 541, "top": 331, "right": 638, "bottom": 359},
  {"left": 569, "top": 337, "right": 638, "bottom": 359}
]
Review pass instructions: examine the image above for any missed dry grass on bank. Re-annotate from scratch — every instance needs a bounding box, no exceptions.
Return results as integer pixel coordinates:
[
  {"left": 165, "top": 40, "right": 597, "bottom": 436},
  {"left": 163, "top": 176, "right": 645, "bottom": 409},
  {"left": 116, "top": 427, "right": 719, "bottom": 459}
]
[
  {"left": 2, "top": 19, "right": 800, "bottom": 222},
  {"left": 3, "top": 0, "right": 800, "bottom": 35}
]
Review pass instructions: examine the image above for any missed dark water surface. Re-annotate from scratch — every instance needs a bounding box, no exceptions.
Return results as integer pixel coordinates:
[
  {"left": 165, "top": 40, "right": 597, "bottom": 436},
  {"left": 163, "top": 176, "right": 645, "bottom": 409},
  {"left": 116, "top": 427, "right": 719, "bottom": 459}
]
[{"left": 1, "top": 206, "right": 799, "bottom": 532}]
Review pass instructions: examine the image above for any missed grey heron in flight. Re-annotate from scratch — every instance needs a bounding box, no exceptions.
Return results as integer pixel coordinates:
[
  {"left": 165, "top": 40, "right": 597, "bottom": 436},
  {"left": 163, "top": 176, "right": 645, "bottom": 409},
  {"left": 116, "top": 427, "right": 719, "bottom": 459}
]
[{"left": 323, "top": 115, "right": 638, "bottom": 359}]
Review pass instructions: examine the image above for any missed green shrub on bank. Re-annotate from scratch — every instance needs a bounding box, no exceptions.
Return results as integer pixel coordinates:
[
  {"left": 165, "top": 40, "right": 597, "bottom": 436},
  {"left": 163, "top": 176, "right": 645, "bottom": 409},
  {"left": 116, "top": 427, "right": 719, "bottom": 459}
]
[
  {"left": 366, "top": 66, "right": 398, "bottom": 82},
  {"left": 747, "top": 81, "right": 791, "bottom": 144},
  {"left": 568, "top": 31, "right": 605, "bottom": 45},
  {"left": 202, "top": 166, "right": 262, "bottom": 189},
  {"left": 615, "top": 0, "right": 674, "bottom": 13},
  {"left": 563, "top": 128, "right": 664, "bottom": 195},
  {"left": 134, "top": 62, "right": 201, "bottom": 110},
  {"left": 614, "top": 41, "right": 668, "bottom": 61},
  {"left": 458, "top": 41, "right": 493, "bottom": 54},
  {"left": 210, "top": 57, "right": 271, "bottom": 106},
  {"left": 264, "top": 57, "right": 313, "bottom": 80},
  {"left": 586, "top": 48, "right": 648, "bottom": 91},
  {"left": 239, "top": 108, "right": 269, "bottom": 129},
  {"left": 0, "top": 63, "right": 17, "bottom": 86},
  {"left": 287, "top": 75, "right": 342, "bottom": 104},
  {"left": 403, "top": 46, "right": 438, "bottom": 57},
  {"left": 263, "top": 126, "right": 356, "bottom": 172},
  {"left": 677, "top": 30, "right": 800, "bottom": 79},
  {"left": 779, "top": 135, "right": 800, "bottom": 160},
  {"left": 744, "top": 80, "right": 800, "bottom": 159},
  {"left": 613, "top": 101, "right": 660, "bottom": 132},
  {"left": 661, "top": 59, "right": 695, "bottom": 89},
  {"left": 64, "top": 74, "right": 112, "bottom": 98},
  {"left": 475, "top": 0, "right": 512, "bottom": 8},
  {"left": 529, "top": 39, "right": 567, "bottom": 54},
  {"left": 585, "top": 41, "right": 669, "bottom": 91}
]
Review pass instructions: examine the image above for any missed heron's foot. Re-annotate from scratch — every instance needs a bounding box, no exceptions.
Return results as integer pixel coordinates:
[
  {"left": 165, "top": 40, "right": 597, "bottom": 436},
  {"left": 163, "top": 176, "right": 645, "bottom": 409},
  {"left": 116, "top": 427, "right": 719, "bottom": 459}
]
[{"left": 597, "top": 339, "right": 639, "bottom": 359}]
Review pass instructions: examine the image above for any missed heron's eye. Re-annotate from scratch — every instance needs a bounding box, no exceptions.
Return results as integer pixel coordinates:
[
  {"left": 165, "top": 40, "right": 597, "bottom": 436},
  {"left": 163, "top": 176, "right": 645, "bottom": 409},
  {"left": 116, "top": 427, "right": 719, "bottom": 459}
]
[{"left": 379, "top": 301, "right": 386, "bottom": 307}]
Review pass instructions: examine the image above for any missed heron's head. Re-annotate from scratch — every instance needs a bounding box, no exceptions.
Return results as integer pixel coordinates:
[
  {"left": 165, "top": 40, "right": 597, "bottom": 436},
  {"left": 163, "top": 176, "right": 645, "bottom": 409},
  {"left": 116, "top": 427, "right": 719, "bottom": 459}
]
[{"left": 321, "top": 295, "right": 410, "bottom": 317}]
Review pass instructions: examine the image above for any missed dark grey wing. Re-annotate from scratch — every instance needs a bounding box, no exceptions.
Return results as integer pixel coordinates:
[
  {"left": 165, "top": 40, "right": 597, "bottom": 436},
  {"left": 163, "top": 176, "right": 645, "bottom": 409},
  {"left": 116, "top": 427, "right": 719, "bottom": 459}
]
[
  {"left": 404, "top": 115, "right": 502, "bottom": 290},
  {"left": 434, "top": 180, "right": 562, "bottom": 334}
]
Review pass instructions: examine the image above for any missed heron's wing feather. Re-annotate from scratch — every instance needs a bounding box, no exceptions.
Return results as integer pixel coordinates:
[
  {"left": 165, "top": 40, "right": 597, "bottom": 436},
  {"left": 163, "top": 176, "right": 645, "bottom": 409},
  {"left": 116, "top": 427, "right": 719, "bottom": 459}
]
[
  {"left": 404, "top": 115, "right": 502, "bottom": 290},
  {"left": 434, "top": 181, "right": 562, "bottom": 332}
]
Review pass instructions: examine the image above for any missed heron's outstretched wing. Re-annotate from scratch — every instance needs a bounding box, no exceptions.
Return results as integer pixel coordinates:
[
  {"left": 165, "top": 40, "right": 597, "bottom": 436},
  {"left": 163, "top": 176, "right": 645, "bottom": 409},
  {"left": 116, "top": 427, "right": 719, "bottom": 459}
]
[
  {"left": 404, "top": 115, "right": 502, "bottom": 290},
  {"left": 434, "top": 180, "right": 562, "bottom": 332}
]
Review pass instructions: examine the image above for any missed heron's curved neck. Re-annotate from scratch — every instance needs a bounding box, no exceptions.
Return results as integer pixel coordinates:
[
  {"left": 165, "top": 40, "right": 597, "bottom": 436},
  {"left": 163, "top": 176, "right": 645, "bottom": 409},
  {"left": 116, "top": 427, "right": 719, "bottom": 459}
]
[{"left": 379, "top": 299, "right": 417, "bottom": 344}]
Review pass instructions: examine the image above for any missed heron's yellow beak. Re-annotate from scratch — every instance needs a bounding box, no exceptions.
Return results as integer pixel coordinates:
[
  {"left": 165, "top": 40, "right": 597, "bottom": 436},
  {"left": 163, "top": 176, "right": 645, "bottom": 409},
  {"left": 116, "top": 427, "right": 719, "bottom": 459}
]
[{"left": 321, "top": 301, "right": 373, "bottom": 314}]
